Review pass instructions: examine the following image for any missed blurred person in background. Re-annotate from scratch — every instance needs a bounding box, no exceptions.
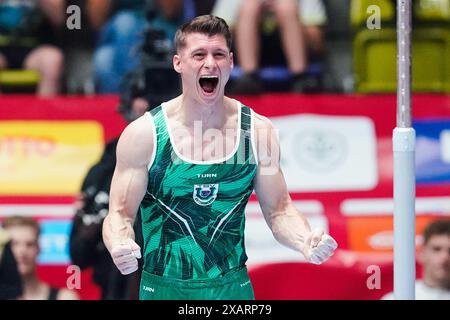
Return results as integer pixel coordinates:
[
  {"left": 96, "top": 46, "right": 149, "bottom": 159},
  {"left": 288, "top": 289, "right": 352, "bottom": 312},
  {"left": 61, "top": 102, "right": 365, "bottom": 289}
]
[
  {"left": 382, "top": 219, "right": 450, "bottom": 300},
  {"left": 70, "top": 2, "right": 192, "bottom": 298},
  {"left": 0, "top": 0, "right": 65, "bottom": 96},
  {"left": 213, "top": 0, "right": 327, "bottom": 93},
  {"left": 90, "top": 0, "right": 195, "bottom": 94},
  {"left": 0, "top": 226, "right": 22, "bottom": 300},
  {"left": 88, "top": 0, "right": 147, "bottom": 93},
  {"left": 69, "top": 33, "right": 180, "bottom": 297},
  {"left": 2, "top": 216, "right": 79, "bottom": 300},
  {"left": 69, "top": 78, "right": 150, "bottom": 299},
  {"left": 147, "top": 0, "right": 192, "bottom": 43}
]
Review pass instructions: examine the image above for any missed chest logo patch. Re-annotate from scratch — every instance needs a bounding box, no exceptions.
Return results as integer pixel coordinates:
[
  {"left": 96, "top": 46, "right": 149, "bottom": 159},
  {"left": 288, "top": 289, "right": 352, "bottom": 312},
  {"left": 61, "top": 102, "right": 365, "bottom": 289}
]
[{"left": 193, "top": 184, "right": 219, "bottom": 206}]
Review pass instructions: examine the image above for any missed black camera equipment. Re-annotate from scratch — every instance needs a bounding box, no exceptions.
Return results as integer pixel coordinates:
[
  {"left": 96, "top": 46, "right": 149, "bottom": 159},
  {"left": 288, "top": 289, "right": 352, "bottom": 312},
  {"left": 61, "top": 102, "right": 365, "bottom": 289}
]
[{"left": 118, "top": 24, "right": 181, "bottom": 121}]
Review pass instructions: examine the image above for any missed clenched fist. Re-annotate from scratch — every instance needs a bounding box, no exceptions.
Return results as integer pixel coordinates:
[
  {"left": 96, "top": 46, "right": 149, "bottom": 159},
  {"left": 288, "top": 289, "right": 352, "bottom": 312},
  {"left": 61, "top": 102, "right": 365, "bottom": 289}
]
[
  {"left": 110, "top": 238, "right": 142, "bottom": 275},
  {"left": 303, "top": 228, "right": 338, "bottom": 265}
]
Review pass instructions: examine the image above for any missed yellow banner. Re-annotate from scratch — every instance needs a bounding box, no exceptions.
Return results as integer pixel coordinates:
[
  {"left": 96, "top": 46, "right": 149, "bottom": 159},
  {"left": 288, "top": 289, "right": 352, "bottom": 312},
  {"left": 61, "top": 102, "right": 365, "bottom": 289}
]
[{"left": 0, "top": 121, "right": 104, "bottom": 195}]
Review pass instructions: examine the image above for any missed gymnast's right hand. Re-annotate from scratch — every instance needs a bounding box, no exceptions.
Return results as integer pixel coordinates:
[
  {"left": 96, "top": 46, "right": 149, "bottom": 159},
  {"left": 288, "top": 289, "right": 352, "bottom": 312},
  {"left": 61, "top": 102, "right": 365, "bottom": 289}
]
[{"left": 110, "top": 238, "right": 141, "bottom": 275}]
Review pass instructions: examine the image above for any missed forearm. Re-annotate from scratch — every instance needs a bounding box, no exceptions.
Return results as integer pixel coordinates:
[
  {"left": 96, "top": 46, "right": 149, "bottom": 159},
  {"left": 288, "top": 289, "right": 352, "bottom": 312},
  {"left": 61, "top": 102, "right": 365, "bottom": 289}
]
[
  {"left": 254, "top": 113, "right": 338, "bottom": 264},
  {"left": 102, "top": 211, "right": 135, "bottom": 253},
  {"left": 269, "top": 204, "right": 311, "bottom": 254}
]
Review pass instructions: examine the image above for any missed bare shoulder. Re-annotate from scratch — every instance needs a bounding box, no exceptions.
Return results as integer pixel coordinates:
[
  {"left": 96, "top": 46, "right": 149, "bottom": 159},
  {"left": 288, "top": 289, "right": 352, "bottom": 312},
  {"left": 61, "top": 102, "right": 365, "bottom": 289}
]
[
  {"left": 252, "top": 110, "right": 276, "bottom": 131},
  {"left": 57, "top": 288, "right": 80, "bottom": 300},
  {"left": 251, "top": 111, "right": 280, "bottom": 166},
  {"left": 120, "top": 112, "right": 155, "bottom": 141},
  {"left": 116, "top": 113, "right": 156, "bottom": 167},
  {"left": 251, "top": 110, "right": 278, "bottom": 141}
]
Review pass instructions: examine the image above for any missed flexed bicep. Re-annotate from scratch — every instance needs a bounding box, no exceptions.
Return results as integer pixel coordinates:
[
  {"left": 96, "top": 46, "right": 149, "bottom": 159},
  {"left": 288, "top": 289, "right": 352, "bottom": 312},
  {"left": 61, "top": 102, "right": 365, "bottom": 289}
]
[{"left": 252, "top": 112, "right": 287, "bottom": 222}]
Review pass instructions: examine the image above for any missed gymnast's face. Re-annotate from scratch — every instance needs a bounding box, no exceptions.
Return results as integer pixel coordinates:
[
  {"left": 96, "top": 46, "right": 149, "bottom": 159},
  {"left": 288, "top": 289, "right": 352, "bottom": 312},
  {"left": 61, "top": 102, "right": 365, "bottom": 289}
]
[{"left": 173, "top": 32, "right": 234, "bottom": 105}]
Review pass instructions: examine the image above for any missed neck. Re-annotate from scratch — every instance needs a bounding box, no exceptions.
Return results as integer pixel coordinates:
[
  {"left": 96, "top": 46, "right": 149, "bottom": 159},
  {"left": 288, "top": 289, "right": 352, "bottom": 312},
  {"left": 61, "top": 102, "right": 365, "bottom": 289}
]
[
  {"left": 21, "top": 272, "right": 46, "bottom": 298},
  {"left": 175, "top": 94, "right": 229, "bottom": 128},
  {"left": 422, "top": 272, "right": 450, "bottom": 290}
]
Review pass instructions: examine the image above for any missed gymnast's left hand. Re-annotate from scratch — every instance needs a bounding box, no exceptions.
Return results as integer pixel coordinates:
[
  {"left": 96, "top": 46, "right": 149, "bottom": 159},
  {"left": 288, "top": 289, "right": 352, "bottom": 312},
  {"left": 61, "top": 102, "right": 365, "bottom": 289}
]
[{"left": 303, "top": 228, "right": 338, "bottom": 265}]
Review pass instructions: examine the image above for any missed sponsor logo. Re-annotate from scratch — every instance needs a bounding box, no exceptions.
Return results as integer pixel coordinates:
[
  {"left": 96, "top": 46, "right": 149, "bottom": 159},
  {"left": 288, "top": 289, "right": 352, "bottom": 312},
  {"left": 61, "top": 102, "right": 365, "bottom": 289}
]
[
  {"left": 0, "top": 121, "right": 103, "bottom": 195},
  {"left": 193, "top": 184, "right": 219, "bottom": 206},
  {"left": 271, "top": 114, "right": 377, "bottom": 192},
  {"left": 37, "top": 220, "right": 72, "bottom": 264},
  {"left": 294, "top": 129, "right": 347, "bottom": 172}
]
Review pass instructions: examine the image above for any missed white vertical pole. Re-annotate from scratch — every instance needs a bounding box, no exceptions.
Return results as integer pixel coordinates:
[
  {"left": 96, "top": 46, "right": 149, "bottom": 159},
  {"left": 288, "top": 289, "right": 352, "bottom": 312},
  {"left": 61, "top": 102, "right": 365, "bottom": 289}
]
[{"left": 393, "top": 0, "right": 416, "bottom": 300}]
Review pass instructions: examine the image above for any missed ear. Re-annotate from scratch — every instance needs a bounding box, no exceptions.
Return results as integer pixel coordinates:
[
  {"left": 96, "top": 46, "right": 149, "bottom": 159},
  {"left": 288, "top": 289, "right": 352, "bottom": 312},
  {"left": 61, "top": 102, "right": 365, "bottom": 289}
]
[
  {"left": 173, "top": 54, "right": 182, "bottom": 74},
  {"left": 230, "top": 51, "right": 234, "bottom": 69}
]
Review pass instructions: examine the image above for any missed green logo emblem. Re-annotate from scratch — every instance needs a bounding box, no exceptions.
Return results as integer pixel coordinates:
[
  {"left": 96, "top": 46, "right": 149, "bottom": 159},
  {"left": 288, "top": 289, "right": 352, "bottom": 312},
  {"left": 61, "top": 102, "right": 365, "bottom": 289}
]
[{"left": 193, "top": 184, "right": 219, "bottom": 206}]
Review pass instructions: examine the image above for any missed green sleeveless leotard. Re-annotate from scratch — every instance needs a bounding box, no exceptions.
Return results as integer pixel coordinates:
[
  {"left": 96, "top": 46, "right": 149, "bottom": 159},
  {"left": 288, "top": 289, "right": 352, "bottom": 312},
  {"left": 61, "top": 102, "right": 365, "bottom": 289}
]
[{"left": 139, "top": 100, "right": 258, "bottom": 300}]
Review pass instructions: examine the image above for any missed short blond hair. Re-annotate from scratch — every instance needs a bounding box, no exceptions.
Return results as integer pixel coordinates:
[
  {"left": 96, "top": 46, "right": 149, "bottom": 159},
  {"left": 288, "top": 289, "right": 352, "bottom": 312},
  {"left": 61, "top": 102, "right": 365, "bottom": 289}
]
[{"left": 2, "top": 216, "right": 41, "bottom": 237}]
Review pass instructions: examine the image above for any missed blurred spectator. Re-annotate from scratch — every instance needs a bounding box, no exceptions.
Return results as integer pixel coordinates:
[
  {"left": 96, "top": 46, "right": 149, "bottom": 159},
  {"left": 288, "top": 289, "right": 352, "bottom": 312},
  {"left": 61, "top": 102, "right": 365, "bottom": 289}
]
[
  {"left": 69, "top": 137, "right": 133, "bottom": 299},
  {"left": 148, "top": 0, "right": 191, "bottom": 41},
  {"left": 382, "top": 219, "right": 450, "bottom": 300},
  {"left": 62, "top": 0, "right": 97, "bottom": 95},
  {"left": 213, "top": 0, "right": 327, "bottom": 93},
  {"left": 70, "top": 3, "right": 182, "bottom": 296},
  {"left": 69, "top": 74, "right": 154, "bottom": 299},
  {"left": 0, "top": 226, "right": 22, "bottom": 300},
  {"left": 2, "top": 216, "right": 79, "bottom": 300},
  {"left": 191, "top": 0, "right": 216, "bottom": 17},
  {"left": 88, "top": 0, "right": 147, "bottom": 93},
  {"left": 0, "top": 0, "right": 65, "bottom": 96},
  {"left": 90, "top": 0, "right": 192, "bottom": 94}
]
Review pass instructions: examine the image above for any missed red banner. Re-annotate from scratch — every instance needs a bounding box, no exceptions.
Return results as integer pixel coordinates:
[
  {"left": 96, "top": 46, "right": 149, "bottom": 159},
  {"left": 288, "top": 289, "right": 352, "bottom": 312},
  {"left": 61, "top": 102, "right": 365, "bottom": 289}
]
[{"left": 1, "top": 94, "right": 449, "bottom": 299}]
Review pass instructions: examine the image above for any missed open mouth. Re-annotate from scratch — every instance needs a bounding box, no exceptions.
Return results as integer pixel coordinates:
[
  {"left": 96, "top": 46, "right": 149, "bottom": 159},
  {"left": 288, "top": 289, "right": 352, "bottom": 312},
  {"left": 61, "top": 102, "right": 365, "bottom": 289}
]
[{"left": 199, "top": 76, "right": 219, "bottom": 94}]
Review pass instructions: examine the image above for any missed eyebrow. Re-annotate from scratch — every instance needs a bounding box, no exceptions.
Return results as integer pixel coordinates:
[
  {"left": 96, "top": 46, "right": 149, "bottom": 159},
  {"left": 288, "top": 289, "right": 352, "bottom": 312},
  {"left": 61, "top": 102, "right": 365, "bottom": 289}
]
[{"left": 190, "top": 48, "right": 228, "bottom": 55}]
